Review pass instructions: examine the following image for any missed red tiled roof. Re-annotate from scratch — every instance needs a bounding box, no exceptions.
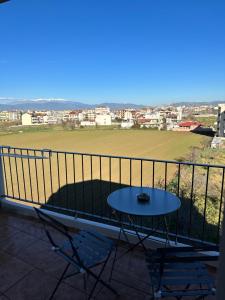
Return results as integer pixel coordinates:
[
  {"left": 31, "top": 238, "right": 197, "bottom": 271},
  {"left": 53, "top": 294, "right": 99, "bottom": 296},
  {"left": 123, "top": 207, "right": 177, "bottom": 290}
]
[{"left": 178, "top": 121, "right": 202, "bottom": 127}]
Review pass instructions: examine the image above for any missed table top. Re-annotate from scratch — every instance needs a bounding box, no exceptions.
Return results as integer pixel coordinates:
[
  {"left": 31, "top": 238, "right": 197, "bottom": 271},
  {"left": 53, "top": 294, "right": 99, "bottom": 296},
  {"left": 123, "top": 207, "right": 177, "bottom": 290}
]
[{"left": 107, "top": 187, "right": 181, "bottom": 217}]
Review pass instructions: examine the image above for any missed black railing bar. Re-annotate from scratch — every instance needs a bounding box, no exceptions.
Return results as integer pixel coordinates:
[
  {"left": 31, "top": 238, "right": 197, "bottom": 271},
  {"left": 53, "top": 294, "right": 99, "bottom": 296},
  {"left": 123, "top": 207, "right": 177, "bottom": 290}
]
[
  {"left": 72, "top": 154, "right": 77, "bottom": 210},
  {"left": 56, "top": 152, "right": 61, "bottom": 203},
  {"left": 188, "top": 165, "right": 195, "bottom": 237},
  {"left": 109, "top": 157, "right": 112, "bottom": 192},
  {"left": 3, "top": 146, "right": 225, "bottom": 169},
  {"left": 8, "top": 148, "right": 14, "bottom": 199},
  {"left": 202, "top": 166, "right": 210, "bottom": 241},
  {"left": 20, "top": 149, "right": 27, "bottom": 200},
  {"left": 1, "top": 151, "right": 8, "bottom": 195},
  {"left": 27, "top": 149, "right": 33, "bottom": 202},
  {"left": 130, "top": 159, "right": 132, "bottom": 186},
  {"left": 90, "top": 155, "right": 94, "bottom": 214},
  {"left": 41, "top": 156, "right": 47, "bottom": 204},
  {"left": 64, "top": 153, "right": 68, "bottom": 209},
  {"left": 175, "top": 164, "right": 181, "bottom": 243},
  {"left": 164, "top": 162, "right": 167, "bottom": 190},
  {"left": 13, "top": 148, "right": 20, "bottom": 199},
  {"left": 217, "top": 168, "right": 225, "bottom": 242},
  {"left": 81, "top": 154, "right": 85, "bottom": 211},
  {"left": 152, "top": 161, "right": 155, "bottom": 188},
  {"left": 49, "top": 152, "right": 53, "bottom": 196},
  {"left": 34, "top": 150, "right": 40, "bottom": 203}
]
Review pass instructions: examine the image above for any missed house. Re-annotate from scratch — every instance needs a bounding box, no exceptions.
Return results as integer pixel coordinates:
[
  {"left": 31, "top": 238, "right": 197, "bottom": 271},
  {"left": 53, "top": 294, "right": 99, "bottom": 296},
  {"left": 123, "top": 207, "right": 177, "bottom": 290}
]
[
  {"left": 173, "top": 121, "right": 202, "bottom": 132},
  {"left": 21, "top": 112, "right": 48, "bottom": 125},
  {"left": 95, "top": 106, "right": 110, "bottom": 115},
  {"left": 80, "top": 120, "right": 96, "bottom": 126},
  {"left": 121, "top": 120, "right": 134, "bottom": 128},
  {"left": 95, "top": 114, "right": 112, "bottom": 126},
  {"left": 21, "top": 113, "right": 32, "bottom": 125}
]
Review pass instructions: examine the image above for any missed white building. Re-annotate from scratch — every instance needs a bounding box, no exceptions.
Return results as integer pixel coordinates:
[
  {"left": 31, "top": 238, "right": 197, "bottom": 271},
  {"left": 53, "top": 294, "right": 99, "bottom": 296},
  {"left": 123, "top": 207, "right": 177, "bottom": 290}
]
[
  {"left": 177, "top": 107, "right": 183, "bottom": 121},
  {"left": 217, "top": 104, "right": 225, "bottom": 137},
  {"left": 95, "top": 106, "right": 110, "bottom": 115},
  {"left": 21, "top": 113, "right": 32, "bottom": 125},
  {"left": 121, "top": 120, "right": 134, "bottom": 128},
  {"left": 124, "top": 111, "right": 133, "bottom": 120},
  {"left": 95, "top": 114, "right": 112, "bottom": 126},
  {"left": 80, "top": 120, "right": 96, "bottom": 126}
]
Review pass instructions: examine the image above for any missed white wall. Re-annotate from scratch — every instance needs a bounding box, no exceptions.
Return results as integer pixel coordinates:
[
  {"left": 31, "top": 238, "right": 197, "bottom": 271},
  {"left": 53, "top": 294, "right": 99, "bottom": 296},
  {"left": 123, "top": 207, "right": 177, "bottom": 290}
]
[
  {"left": 21, "top": 113, "right": 32, "bottom": 125},
  {"left": 95, "top": 114, "right": 112, "bottom": 126}
]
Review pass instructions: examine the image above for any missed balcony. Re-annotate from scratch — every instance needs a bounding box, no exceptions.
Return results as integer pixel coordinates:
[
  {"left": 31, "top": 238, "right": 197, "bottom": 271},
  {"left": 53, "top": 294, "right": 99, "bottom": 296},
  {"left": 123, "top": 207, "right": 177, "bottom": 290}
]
[
  {"left": 0, "top": 145, "right": 223, "bottom": 299},
  {"left": 0, "top": 210, "right": 217, "bottom": 300}
]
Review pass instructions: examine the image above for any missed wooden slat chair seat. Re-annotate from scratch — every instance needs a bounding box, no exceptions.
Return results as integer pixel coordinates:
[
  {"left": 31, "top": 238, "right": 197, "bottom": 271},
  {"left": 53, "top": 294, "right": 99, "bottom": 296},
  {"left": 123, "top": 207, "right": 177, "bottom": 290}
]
[
  {"left": 146, "top": 246, "right": 218, "bottom": 299},
  {"left": 61, "top": 230, "right": 114, "bottom": 268}
]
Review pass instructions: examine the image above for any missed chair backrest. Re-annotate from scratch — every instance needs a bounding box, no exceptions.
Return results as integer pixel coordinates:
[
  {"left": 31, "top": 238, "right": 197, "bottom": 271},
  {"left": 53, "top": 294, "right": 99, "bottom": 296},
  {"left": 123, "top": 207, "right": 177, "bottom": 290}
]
[
  {"left": 34, "top": 208, "right": 75, "bottom": 250},
  {"left": 156, "top": 246, "right": 219, "bottom": 264}
]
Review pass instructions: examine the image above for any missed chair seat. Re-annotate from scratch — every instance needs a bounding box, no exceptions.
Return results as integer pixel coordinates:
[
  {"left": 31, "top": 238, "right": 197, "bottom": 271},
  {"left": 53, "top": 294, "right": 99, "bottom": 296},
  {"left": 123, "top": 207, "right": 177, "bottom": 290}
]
[
  {"left": 61, "top": 230, "right": 114, "bottom": 268},
  {"left": 146, "top": 247, "right": 217, "bottom": 299}
]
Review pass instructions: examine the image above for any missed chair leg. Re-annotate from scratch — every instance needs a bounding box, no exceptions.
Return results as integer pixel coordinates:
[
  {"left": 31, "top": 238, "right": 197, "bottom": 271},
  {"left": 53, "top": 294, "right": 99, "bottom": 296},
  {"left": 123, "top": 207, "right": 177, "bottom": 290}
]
[
  {"left": 109, "top": 229, "right": 122, "bottom": 282},
  {"left": 88, "top": 252, "right": 113, "bottom": 300},
  {"left": 87, "top": 253, "right": 119, "bottom": 299},
  {"left": 83, "top": 273, "right": 88, "bottom": 300},
  {"left": 49, "top": 262, "right": 71, "bottom": 300}
]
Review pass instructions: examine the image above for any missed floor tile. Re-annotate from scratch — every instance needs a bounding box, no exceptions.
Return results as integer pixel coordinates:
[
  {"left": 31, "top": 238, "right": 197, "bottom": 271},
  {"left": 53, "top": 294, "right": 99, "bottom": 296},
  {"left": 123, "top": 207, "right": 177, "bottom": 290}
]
[
  {"left": 0, "top": 225, "right": 19, "bottom": 243},
  {"left": 0, "top": 251, "right": 33, "bottom": 293},
  {"left": 0, "top": 230, "right": 37, "bottom": 256},
  {"left": 15, "top": 239, "right": 68, "bottom": 279},
  {"left": 5, "top": 269, "right": 85, "bottom": 300}
]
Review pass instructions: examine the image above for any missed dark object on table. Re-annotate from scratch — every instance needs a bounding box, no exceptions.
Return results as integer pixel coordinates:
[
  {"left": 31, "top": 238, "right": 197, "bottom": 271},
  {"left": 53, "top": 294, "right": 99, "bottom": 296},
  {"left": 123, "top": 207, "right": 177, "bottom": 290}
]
[
  {"left": 137, "top": 192, "right": 150, "bottom": 202},
  {"left": 146, "top": 246, "right": 219, "bottom": 299},
  {"left": 34, "top": 208, "right": 118, "bottom": 300}
]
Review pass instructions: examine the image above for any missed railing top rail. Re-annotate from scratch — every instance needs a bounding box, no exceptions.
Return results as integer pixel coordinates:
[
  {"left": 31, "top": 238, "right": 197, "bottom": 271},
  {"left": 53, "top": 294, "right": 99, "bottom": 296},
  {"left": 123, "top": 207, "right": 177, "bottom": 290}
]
[{"left": 1, "top": 145, "right": 225, "bottom": 169}]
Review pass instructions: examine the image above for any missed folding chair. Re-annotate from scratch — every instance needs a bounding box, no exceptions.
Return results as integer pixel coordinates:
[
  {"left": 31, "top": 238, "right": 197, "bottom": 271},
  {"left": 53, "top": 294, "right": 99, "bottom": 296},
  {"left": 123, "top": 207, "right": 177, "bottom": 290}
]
[
  {"left": 34, "top": 208, "right": 118, "bottom": 300},
  {"left": 146, "top": 245, "right": 218, "bottom": 299}
]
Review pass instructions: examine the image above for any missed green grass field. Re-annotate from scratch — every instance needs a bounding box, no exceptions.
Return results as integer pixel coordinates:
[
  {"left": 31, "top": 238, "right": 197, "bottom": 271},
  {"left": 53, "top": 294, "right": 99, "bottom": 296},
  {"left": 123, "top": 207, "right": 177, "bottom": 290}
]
[
  {"left": 0, "top": 129, "right": 209, "bottom": 160},
  {"left": 2, "top": 129, "right": 219, "bottom": 243},
  {"left": 1, "top": 129, "right": 210, "bottom": 202}
]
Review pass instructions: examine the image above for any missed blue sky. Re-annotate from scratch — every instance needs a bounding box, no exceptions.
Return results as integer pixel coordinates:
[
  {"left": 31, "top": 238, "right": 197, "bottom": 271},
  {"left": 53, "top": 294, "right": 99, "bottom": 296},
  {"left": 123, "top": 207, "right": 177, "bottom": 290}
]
[{"left": 0, "top": 0, "right": 225, "bottom": 105}]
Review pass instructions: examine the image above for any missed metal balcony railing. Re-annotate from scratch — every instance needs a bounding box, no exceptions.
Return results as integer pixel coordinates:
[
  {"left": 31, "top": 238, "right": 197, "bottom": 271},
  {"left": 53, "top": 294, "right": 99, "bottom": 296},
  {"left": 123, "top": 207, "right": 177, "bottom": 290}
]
[{"left": 0, "top": 145, "right": 224, "bottom": 246}]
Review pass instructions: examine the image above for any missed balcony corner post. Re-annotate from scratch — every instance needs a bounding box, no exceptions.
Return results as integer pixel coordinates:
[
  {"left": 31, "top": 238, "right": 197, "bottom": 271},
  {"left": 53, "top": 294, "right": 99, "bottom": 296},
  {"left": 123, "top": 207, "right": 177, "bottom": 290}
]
[
  {"left": 217, "top": 208, "right": 225, "bottom": 300},
  {"left": 0, "top": 147, "right": 5, "bottom": 207}
]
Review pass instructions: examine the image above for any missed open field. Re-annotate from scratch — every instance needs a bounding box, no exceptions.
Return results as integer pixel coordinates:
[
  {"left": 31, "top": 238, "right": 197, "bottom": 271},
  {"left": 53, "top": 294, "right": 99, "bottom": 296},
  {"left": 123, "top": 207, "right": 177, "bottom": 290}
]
[
  {"left": 2, "top": 129, "right": 221, "bottom": 243},
  {"left": 1, "top": 129, "right": 210, "bottom": 202},
  {"left": 0, "top": 129, "right": 208, "bottom": 160}
]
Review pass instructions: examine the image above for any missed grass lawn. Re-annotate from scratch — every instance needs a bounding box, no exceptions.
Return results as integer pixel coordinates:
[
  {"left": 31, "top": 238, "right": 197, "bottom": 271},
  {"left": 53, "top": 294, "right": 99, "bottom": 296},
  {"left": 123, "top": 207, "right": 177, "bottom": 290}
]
[
  {"left": 0, "top": 128, "right": 209, "bottom": 160},
  {"left": 1, "top": 128, "right": 210, "bottom": 202},
  {"left": 1, "top": 129, "right": 218, "bottom": 243}
]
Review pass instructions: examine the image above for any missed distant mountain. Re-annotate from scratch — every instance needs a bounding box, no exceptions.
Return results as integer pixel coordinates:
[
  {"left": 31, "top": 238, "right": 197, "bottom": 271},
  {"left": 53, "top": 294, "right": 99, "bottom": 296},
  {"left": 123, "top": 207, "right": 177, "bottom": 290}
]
[
  {"left": 171, "top": 100, "right": 225, "bottom": 107},
  {"left": 99, "top": 102, "right": 144, "bottom": 109},
  {"left": 0, "top": 100, "right": 93, "bottom": 110},
  {"left": 0, "top": 99, "right": 145, "bottom": 111}
]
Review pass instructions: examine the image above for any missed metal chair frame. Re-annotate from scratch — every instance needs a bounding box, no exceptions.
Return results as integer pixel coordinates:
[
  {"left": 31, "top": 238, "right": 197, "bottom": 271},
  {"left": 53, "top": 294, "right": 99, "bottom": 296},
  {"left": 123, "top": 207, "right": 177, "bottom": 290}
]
[
  {"left": 146, "top": 245, "right": 218, "bottom": 299},
  {"left": 34, "top": 208, "right": 118, "bottom": 300}
]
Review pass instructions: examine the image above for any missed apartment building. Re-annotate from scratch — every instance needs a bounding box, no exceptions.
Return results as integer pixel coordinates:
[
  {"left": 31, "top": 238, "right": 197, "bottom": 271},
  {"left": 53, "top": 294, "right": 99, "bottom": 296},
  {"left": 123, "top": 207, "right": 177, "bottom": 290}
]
[
  {"left": 95, "top": 106, "right": 110, "bottom": 115},
  {"left": 0, "top": 110, "right": 21, "bottom": 122},
  {"left": 95, "top": 114, "right": 112, "bottom": 126},
  {"left": 216, "top": 104, "right": 225, "bottom": 137}
]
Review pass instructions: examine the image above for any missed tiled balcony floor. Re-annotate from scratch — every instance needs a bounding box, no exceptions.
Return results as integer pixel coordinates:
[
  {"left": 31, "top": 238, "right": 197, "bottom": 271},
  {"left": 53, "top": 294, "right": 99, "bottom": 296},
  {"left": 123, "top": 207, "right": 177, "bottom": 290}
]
[{"left": 0, "top": 210, "right": 216, "bottom": 300}]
